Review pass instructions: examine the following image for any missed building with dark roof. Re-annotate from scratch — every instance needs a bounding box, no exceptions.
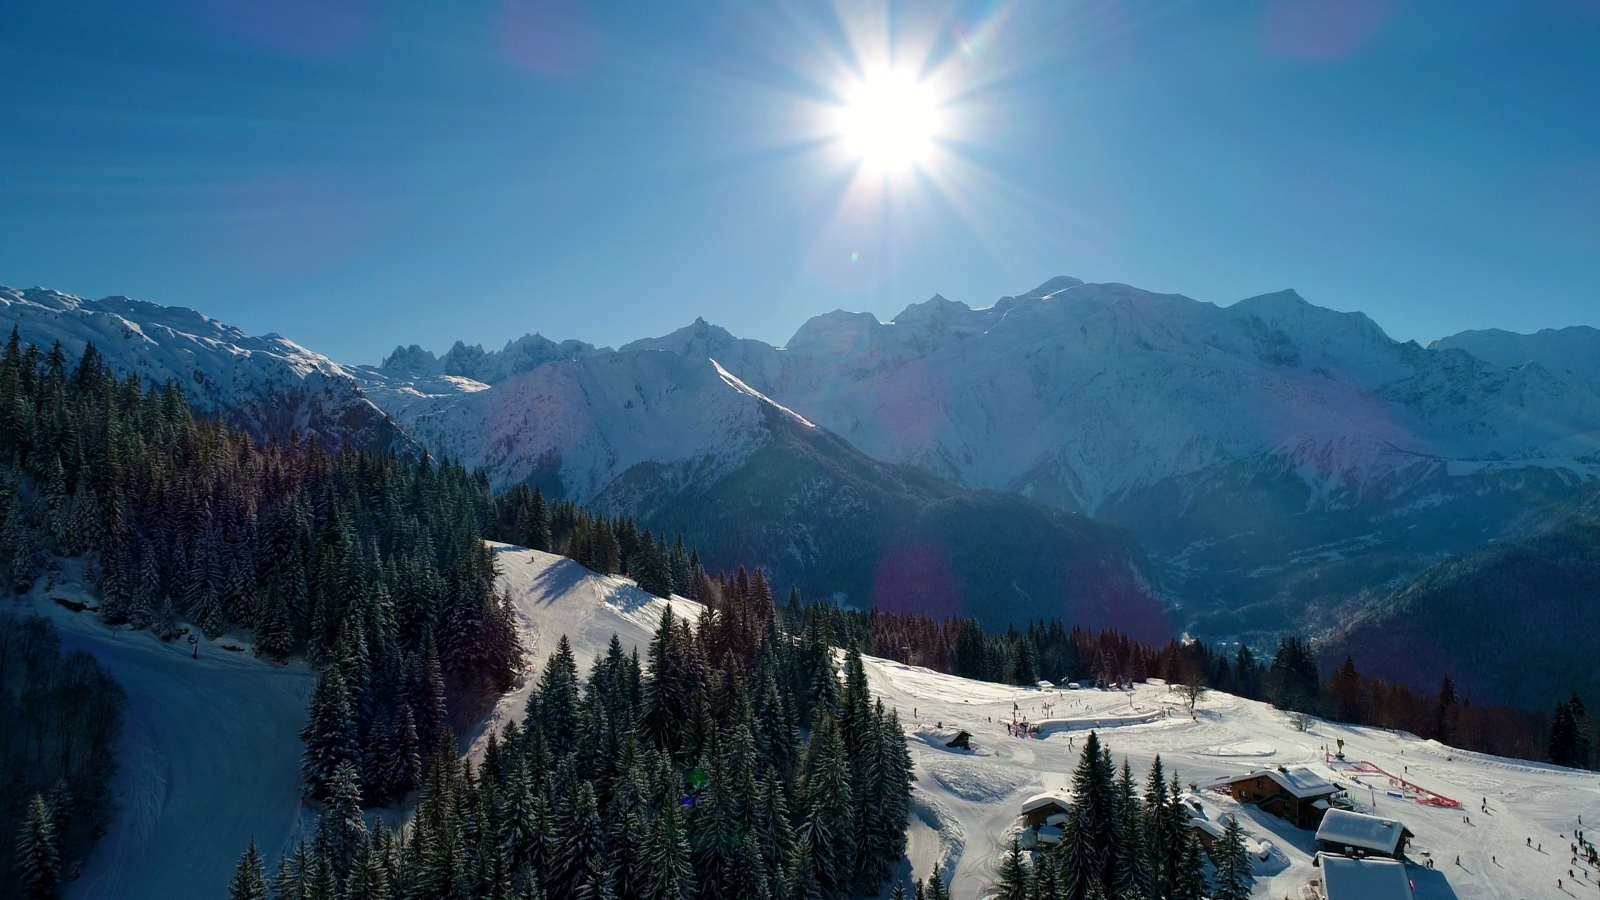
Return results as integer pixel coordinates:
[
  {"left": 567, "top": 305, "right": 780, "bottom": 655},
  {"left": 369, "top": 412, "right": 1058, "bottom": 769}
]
[{"left": 1205, "top": 765, "right": 1341, "bottom": 829}]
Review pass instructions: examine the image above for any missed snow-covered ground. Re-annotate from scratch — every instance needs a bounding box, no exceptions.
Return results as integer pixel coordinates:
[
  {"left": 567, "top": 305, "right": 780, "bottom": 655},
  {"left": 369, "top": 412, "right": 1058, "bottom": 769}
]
[
  {"left": 19, "top": 545, "right": 1599, "bottom": 900},
  {"left": 15, "top": 561, "right": 319, "bottom": 900},
  {"left": 14, "top": 546, "right": 695, "bottom": 900},
  {"left": 866, "top": 658, "right": 1600, "bottom": 899},
  {"left": 461, "top": 543, "right": 702, "bottom": 762}
]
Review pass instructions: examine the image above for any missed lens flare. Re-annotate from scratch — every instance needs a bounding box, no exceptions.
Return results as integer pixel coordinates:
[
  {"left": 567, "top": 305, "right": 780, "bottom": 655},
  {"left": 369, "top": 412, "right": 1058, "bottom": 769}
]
[{"left": 837, "top": 70, "right": 943, "bottom": 174}]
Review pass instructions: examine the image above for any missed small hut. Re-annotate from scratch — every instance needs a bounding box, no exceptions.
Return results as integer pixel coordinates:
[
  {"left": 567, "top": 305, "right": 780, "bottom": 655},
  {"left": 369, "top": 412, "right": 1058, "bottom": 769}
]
[{"left": 1019, "top": 793, "right": 1072, "bottom": 830}]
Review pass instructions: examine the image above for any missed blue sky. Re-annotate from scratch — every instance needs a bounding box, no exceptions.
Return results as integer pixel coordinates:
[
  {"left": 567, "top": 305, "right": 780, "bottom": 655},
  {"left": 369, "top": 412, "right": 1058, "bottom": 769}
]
[{"left": 2, "top": 0, "right": 1597, "bottom": 364}]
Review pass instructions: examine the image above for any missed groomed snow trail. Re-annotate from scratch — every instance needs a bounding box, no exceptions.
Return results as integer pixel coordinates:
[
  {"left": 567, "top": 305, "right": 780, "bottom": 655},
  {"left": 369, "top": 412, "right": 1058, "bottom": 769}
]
[
  {"left": 864, "top": 658, "right": 1600, "bottom": 899},
  {"left": 18, "top": 563, "right": 318, "bottom": 900}
]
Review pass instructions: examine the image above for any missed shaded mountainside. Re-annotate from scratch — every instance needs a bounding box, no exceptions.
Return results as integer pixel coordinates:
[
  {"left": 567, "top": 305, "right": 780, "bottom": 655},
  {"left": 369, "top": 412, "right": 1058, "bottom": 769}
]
[
  {"left": 0, "top": 285, "right": 416, "bottom": 455},
  {"left": 1097, "top": 453, "right": 1597, "bottom": 641},
  {"left": 1318, "top": 518, "right": 1600, "bottom": 712},
  {"left": 629, "top": 405, "right": 1171, "bottom": 641}
]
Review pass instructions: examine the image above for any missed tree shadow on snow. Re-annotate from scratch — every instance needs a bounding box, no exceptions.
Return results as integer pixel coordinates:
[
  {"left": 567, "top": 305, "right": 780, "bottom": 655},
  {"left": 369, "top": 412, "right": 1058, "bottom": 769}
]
[{"left": 510, "top": 553, "right": 592, "bottom": 607}]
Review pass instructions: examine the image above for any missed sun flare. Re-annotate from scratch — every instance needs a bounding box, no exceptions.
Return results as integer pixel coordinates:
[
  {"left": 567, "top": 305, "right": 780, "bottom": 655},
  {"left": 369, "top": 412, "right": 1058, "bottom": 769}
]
[{"left": 837, "top": 71, "right": 942, "bottom": 174}]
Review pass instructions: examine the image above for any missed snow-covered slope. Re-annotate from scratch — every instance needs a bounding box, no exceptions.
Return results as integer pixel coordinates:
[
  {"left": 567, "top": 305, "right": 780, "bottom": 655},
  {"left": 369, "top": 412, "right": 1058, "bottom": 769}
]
[
  {"left": 0, "top": 286, "right": 415, "bottom": 454},
  {"left": 461, "top": 544, "right": 702, "bottom": 761},
  {"left": 19, "top": 563, "right": 318, "bottom": 900},
  {"left": 867, "top": 657, "right": 1599, "bottom": 900},
  {"left": 40, "top": 542, "right": 1596, "bottom": 900},
  {"left": 32, "top": 545, "right": 695, "bottom": 900}
]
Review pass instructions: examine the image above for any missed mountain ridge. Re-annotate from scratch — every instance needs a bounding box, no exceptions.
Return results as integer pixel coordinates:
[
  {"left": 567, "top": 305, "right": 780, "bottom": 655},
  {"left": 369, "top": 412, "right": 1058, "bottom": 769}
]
[{"left": 0, "top": 284, "right": 417, "bottom": 455}]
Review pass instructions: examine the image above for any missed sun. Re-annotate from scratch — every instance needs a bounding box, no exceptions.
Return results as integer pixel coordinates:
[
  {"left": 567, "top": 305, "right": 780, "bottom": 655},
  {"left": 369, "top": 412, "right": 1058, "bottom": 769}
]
[{"left": 837, "top": 70, "right": 942, "bottom": 174}]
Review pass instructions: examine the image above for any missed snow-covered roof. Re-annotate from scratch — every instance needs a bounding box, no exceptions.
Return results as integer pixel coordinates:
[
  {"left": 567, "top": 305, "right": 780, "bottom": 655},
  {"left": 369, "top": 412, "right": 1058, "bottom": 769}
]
[
  {"left": 1316, "top": 809, "right": 1410, "bottom": 855},
  {"left": 1208, "top": 766, "right": 1336, "bottom": 799},
  {"left": 1320, "top": 854, "right": 1413, "bottom": 900},
  {"left": 1188, "top": 819, "right": 1224, "bottom": 840},
  {"left": 1020, "top": 793, "right": 1072, "bottom": 815}
]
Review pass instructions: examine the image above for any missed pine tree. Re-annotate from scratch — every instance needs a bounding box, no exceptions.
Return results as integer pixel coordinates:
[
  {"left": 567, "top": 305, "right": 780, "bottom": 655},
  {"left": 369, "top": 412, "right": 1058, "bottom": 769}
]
[
  {"left": 1435, "top": 677, "right": 1461, "bottom": 745},
  {"left": 537, "top": 635, "right": 582, "bottom": 757},
  {"left": 643, "top": 606, "right": 688, "bottom": 751},
  {"left": 1212, "top": 816, "right": 1253, "bottom": 900},
  {"left": 638, "top": 801, "right": 692, "bottom": 900},
  {"left": 1110, "top": 760, "right": 1149, "bottom": 900},
  {"left": 995, "top": 837, "right": 1031, "bottom": 900},
  {"left": 343, "top": 840, "right": 390, "bottom": 900},
  {"left": 186, "top": 525, "right": 226, "bottom": 638},
  {"left": 315, "top": 761, "right": 369, "bottom": 879},
  {"left": 1550, "top": 698, "right": 1582, "bottom": 767},
  {"left": 271, "top": 840, "right": 310, "bottom": 900},
  {"left": 548, "top": 780, "right": 606, "bottom": 899},
  {"left": 798, "top": 712, "right": 856, "bottom": 899},
  {"left": 14, "top": 793, "right": 60, "bottom": 900},
  {"left": 634, "top": 537, "right": 673, "bottom": 598},
  {"left": 1060, "top": 732, "right": 1116, "bottom": 900},
  {"left": 1266, "top": 637, "right": 1321, "bottom": 714},
  {"left": 1566, "top": 693, "right": 1595, "bottom": 769},
  {"left": 690, "top": 744, "right": 745, "bottom": 900},
  {"left": 229, "top": 839, "right": 270, "bottom": 900},
  {"left": 1169, "top": 831, "right": 1207, "bottom": 900},
  {"left": 301, "top": 667, "right": 360, "bottom": 801}
]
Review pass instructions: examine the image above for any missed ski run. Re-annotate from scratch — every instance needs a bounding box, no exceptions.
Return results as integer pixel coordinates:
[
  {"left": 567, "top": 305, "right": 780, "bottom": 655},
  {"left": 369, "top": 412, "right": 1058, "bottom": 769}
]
[{"left": 21, "top": 544, "right": 1598, "bottom": 900}]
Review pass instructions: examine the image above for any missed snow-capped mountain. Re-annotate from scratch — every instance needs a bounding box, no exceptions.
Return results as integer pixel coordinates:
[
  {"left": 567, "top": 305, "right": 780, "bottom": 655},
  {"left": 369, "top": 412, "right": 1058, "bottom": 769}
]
[
  {"left": 356, "top": 349, "right": 802, "bottom": 508},
  {"left": 631, "top": 279, "right": 1600, "bottom": 512},
  {"left": 618, "top": 278, "right": 1600, "bottom": 641},
  {"left": 15, "top": 274, "right": 1598, "bottom": 648},
  {"left": 0, "top": 285, "right": 416, "bottom": 455},
  {"left": 1433, "top": 324, "right": 1600, "bottom": 397},
  {"left": 380, "top": 332, "right": 600, "bottom": 385},
  {"left": 357, "top": 349, "right": 1166, "bottom": 635}
]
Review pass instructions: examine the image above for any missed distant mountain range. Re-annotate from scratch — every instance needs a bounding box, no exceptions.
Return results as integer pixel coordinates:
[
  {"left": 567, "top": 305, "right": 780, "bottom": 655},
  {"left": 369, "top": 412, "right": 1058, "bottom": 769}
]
[
  {"left": 6, "top": 276, "right": 1598, "bottom": 663},
  {"left": 614, "top": 278, "right": 1600, "bottom": 643},
  {"left": 0, "top": 285, "right": 415, "bottom": 455}
]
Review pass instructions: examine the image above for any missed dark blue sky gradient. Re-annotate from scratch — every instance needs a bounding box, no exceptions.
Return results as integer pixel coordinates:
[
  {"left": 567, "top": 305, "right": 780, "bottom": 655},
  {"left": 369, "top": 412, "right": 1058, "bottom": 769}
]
[{"left": 2, "top": 0, "right": 1597, "bottom": 363}]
